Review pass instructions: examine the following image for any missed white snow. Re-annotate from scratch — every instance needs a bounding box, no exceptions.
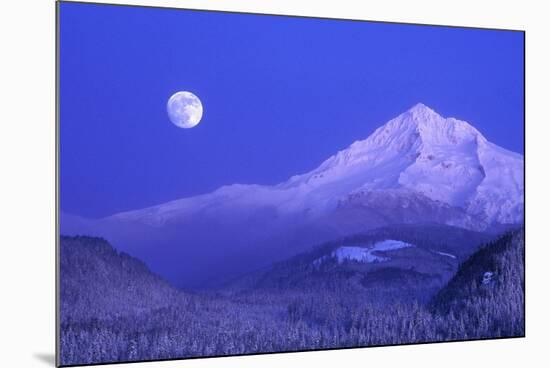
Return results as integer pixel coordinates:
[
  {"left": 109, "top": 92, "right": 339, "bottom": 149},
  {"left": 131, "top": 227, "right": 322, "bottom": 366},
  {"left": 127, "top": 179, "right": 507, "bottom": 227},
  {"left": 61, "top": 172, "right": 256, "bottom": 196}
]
[
  {"left": 435, "top": 251, "right": 457, "bottom": 259},
  {"left": 372, "top": 239, "right": 414, "bottom": 251},
  {"left": 466, "top": 141, "right": 524, "bottom": 224},
  {"left": 326, "top": 240, "right": 414, "bottom": 265},
  {"left": 482, "top": 271, "right": 495, "bottom": 285},
  {"left": 331, "top": 246, "right": 388, "bottom": 264}
]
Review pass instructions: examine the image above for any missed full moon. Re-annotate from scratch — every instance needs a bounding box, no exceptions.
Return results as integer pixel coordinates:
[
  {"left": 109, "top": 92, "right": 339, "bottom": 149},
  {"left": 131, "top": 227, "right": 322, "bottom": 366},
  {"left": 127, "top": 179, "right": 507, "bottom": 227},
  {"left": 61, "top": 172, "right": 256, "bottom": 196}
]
[{"left": 167, "top": 91, "right": 203, "bottom": 129}]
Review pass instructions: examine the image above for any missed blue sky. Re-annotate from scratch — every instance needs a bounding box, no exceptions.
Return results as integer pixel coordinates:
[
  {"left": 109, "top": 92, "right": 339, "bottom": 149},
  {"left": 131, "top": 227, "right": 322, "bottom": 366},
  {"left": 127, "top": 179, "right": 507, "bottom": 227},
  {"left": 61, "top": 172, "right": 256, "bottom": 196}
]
[{"left": 59, "top": 2, "right": 524, "bottom": 218}]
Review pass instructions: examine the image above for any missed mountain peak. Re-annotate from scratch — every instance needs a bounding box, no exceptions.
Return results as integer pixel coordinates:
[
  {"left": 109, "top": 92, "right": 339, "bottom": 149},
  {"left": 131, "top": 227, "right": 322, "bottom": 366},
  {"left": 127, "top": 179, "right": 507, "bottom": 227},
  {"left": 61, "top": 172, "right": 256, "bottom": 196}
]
[
  {"left": 281, "top": 104, "right": 494, "bottom": 198},
  {"left": 406, "top": 103, "right": 438, "bottom": 117},
  {"left": 398, "top": 103, "right": 447, "bottom": 130},
  {"left": 373, "top": 103, "right": 487, "bottom": 150}
]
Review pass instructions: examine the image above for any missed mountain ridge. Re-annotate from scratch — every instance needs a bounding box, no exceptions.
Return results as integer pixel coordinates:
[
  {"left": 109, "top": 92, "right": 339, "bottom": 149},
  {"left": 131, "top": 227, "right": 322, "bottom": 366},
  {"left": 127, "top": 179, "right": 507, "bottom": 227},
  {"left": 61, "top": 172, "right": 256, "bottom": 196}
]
[{"left": 104, "top": 103, "right": 522, "bottom": 228}]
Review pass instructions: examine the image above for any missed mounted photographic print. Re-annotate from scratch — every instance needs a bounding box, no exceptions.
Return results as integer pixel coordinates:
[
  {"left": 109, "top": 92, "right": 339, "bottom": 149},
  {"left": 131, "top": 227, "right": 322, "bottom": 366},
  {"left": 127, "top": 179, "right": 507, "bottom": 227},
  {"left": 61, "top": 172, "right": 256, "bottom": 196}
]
[{"left": 57, "top": 1, "right": 525, "bottom": 366}]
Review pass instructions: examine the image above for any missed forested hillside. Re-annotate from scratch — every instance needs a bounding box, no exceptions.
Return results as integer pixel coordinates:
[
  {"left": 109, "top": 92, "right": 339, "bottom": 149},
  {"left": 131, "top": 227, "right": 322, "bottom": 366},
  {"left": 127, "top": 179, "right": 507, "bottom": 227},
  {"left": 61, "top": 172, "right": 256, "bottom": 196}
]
[
  {"left": 431, "top": 229, "right": 525, "bottom": 338},
  {"left": 59, "top": 230, "right": 524, "bottom": 366}
]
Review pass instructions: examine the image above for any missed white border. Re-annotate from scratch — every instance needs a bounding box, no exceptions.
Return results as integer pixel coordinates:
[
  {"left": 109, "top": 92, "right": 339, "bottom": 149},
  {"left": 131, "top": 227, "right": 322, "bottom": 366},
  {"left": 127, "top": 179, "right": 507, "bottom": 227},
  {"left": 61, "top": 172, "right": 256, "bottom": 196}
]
[{"left": 1, "top": 1, "right": 549, "bottom": 367}]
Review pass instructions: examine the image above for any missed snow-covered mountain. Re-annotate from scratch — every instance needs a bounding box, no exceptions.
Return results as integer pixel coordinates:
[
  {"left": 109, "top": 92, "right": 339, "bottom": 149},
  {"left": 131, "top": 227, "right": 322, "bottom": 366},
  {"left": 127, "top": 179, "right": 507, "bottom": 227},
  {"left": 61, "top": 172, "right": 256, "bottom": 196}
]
[
  {"left": 61, "top": 103, "right": 524, "bottom": 288},
  {"left": 107, "top": 103, "right": 523, "bottom": 228}
]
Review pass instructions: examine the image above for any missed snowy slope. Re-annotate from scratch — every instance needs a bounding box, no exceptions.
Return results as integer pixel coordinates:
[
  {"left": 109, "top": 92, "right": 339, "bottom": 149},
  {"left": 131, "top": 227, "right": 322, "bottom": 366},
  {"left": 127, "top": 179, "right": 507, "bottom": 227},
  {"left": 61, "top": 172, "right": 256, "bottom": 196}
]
[{"left": 324, "top": 240, "right": 414, "bottom": 264}]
